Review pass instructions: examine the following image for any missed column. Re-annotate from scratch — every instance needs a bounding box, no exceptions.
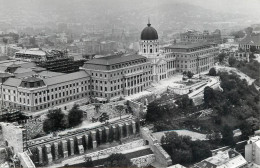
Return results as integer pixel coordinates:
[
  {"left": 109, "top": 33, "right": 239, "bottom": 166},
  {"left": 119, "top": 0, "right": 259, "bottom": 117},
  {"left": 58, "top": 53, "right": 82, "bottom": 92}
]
[
  {"left": 53, "top": 142, "right": 59, "bottom": 160},
  {"left": 98, "top": 128, "right": 103, "bottom": 144},
  {"left": 132, "top": 121, "right": 136, "bottom": 134},
  {"left": 84, "top": 134, "right": 89, "bottom": 150},
  {"left": 112, "top": 125, "right": 117, "bottom": 141},
  {"left": 76, "top": 136, "right": 84, "bottom": 154},
  {"left": 91, "top": 131, "right": 97, "bottom": 149},
  {"left": 105, "top": 127, "right": 110, "bottom": 143},
  {"left": 61, "top": 140, "right": 68, "bottom": 158},
  {"left": 37, "top": 146, "right": 43, "bottom": 165},
  {"left": 118, "top": 124, "right": 124, "bottom": 139},
  {"left": 69, "top": 138, "right": 74, "bottom": 156},
  {"left": 125, "top": 122, "right": 130, "bottom": 137},
  {"left": 45, "top": 144, "right": 53, "bottom": 164}
]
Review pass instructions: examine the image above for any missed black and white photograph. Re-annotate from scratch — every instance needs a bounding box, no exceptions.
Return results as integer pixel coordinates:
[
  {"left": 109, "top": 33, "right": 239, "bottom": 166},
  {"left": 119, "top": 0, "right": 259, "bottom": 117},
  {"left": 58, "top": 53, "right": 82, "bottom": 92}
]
[{"left": 0, "top": 0, "right": 259, "bottom": 167}]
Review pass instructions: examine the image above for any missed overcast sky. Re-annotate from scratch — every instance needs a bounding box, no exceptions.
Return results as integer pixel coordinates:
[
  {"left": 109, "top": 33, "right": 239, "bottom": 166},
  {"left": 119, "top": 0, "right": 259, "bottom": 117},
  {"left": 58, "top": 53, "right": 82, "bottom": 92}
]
[{"left": 0, "top": 0, "right": 259, "bottom": 15}]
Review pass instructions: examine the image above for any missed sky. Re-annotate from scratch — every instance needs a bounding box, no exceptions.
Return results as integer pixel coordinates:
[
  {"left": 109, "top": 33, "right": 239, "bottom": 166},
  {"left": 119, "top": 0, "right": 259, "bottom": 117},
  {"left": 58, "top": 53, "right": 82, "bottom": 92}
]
[{"left": 0, "top": 0, "right": 259, "bottom": 15}]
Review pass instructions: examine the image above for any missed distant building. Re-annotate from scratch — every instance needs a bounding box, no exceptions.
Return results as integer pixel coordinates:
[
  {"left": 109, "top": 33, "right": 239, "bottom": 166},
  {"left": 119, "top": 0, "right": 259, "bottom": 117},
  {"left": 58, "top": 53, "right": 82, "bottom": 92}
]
[
  {"left": 15, "top": 49, "right": 84, "bottom": 73},
  {"left": 239, "top": 34, "right": 260, "bottom": 51},
  {"left": 245, "top": 136, "right": 260, "bottom": 165},
  {"left": 7, "top": 44, "right": 23, "bottom": 57},
  {"left": 253, "top": 27, "right": 260, "bottom": 34},
  {"left": 230, "top": 51, "right": 250, "bottom": 62},
  {"left": 194, "top": 149, "right": 247, "bottom": 168},
  {"left": 15, "top": 48, "right": 47, "bottom": 62},
  {"left": 180, "top": 29, "right": 222, "bottom": 44}
]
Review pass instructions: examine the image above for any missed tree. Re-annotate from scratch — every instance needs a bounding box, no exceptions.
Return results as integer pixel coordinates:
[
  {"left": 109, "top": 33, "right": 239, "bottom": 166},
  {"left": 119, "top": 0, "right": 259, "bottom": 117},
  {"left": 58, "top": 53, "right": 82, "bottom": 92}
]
[
  {"left": 228, "top": 57, "right": 236, "bottom": 67},
  {"left": 245, "top": 27, "right": 253, "bottom": 35},
  {"left": 84, "top": 156, "right": 94, "bottom": 167},
  {"left": 104, "top": 153, "right": 132, "bottom": 167},
  {"left": 218, "top": 53, "right": 226, "bottom": 63},
  {"left": 43, "top": 109, "right": 67, "bottom": 133},
  {"left": 175, "top": 95, "right": 193, "bottom": 109},
  {"left": 250, "top": 46, "right": 257, "bottom": 52},
  {"left": 221, "top": 125, "right": 235, "bottom": 147},
  {"left": 204, "top": 86, "right": 214, "bottom": 106},
  {"left": 146, "top": 101, "right": 161, "bottom": 122},
  {"left": 99, "top": 112, "right": 109, "bottom": 123},
  {"left": 161, "top": 132, "right": 211, "bottom": 165},
  {"left": 2, "top": 38, "right": 8, "bottom": 44},
  {"left": 187, "top": 71, "right": 194, "bottom": 78},
  {"left": 115, "top": 104, "right": 125, "bottom": 119},
  {"left": 29, "top": 36, "right": 36, "bottom": 45},
  {"left": 209, "top": 68, "right": 217, "bottom": 76},
  {"left": 191, "top": 140, "right": 212, "bottom": 162},
  {"left": 68, "top": 104, "right": 84, "bottom": 127},
  {"left": 182, "top": 71, "right": 187, "bottom": 77}
]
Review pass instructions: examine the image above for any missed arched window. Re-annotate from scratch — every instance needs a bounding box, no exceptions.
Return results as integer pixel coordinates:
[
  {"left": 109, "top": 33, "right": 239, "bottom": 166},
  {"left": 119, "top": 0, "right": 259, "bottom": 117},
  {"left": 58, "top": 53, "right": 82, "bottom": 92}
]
[
  {"left": 150, "top": 49, "right": 152, "bottom": 53},
  {"left": 144, "top": 49, "right": 146, "bottom": 53}
]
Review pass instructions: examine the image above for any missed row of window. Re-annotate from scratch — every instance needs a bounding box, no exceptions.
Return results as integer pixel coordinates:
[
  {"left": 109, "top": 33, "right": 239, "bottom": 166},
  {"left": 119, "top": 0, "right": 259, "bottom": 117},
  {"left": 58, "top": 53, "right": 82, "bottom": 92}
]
[
  {"left": 35, "top": 87, "right": 89, "bottom": 105},
  {"left": 93, "top": 77, "right": 151, "bottom": 92},
  {"left": 165, "top": 49, "right": 218, "bottom": 58},
  {"left": 92, "top": 66, "right": 151, "bottom": 78},
  {"left": 111, "top": 59, "right": 147, "bottom": 70}
]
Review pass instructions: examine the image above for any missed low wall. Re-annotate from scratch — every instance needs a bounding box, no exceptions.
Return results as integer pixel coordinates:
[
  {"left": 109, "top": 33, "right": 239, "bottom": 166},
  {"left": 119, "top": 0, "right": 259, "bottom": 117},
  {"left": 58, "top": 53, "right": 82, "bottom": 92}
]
[
  {"left": 140, "top": 127, "right": 172, "bottom": 167},
  {"left": 131, "top": 154, "right": 155, "bottom": 167},
  {"left": 85, "top": 139, "right": 145, "bottom": 159}
]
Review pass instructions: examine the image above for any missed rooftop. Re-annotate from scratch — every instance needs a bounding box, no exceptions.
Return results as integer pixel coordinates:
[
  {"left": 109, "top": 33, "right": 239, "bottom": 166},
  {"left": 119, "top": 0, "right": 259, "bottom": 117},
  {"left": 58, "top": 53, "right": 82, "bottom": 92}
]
[
  {"left": 43, "top": 70, "right": 89, "bottom": 85},
  {"left": 84, "top": 53, "right": 146, "bottom": 66},
  {"left": 16, "top": 48, "right": 46, "bottom": 56},
  {"left": 239, "top": 34, "right": 260, "bottom": 45},
  {"left": 22, "top": 76, "right": 43, "bottom": 83},
  {"left": 4, "top": 78, "right": 22, "bottom": 87},
  {"left": 195, "top": 149, "right": 247, "bottom": 168},
  {"left": 165, "top": 42, "right": 216, "bottom": 50}
]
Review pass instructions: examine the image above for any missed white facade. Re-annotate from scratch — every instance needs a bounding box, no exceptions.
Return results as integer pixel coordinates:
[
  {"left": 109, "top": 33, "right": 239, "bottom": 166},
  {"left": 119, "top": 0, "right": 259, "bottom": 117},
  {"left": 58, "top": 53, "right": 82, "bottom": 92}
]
[
  {"left": 139, "top": 39, "right": 174, "bottom": 82},
  {"left": 245, "top": 136, "right": 260, "bottom": 165}
]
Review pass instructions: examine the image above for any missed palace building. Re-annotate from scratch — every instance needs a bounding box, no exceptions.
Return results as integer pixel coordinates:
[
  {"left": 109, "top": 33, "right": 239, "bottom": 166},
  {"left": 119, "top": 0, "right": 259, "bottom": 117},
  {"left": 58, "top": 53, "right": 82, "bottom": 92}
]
[
  {"left": 0, "top": 21, "right": 220, "bottom": 112},
  {"left": 1, "top": 71, "right": 91, "bottom": 112},
  {"left": 83, "top": 53, "right": 152, "bottom": 101},
  {"left": 139, "top": 21, "right": 170, "bottom": 82},
  {"left": 139, "top": 21, "right": 219, "bottom": 80},
  {"left": 164, "top": 42, "right": 219, "bottom": 74}
]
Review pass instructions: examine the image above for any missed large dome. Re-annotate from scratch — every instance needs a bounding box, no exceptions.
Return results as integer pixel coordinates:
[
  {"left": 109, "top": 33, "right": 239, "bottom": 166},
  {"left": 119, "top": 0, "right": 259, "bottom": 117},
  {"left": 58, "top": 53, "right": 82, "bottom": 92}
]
[{"left": 141, "top": 23, "right": 158, "bottom": 40}]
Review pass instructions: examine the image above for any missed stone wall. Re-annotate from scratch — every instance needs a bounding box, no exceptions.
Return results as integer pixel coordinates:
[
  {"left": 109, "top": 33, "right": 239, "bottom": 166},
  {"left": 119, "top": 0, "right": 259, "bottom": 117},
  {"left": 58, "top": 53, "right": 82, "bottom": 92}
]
[
  {"left": 18, "top": 152, "right": 36, "bottom": 168},
  {"left": 27, "top": 119, "right": 139, "bottom": 166},
  {"left": 0, "top": 122, "right": 25, "bottom": 153},
  {"left": 140, "top": 127, "right": 172, "bottom": 167},
  {"left": 131, "top": 154, "right": 155, "bottom": 167}
]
